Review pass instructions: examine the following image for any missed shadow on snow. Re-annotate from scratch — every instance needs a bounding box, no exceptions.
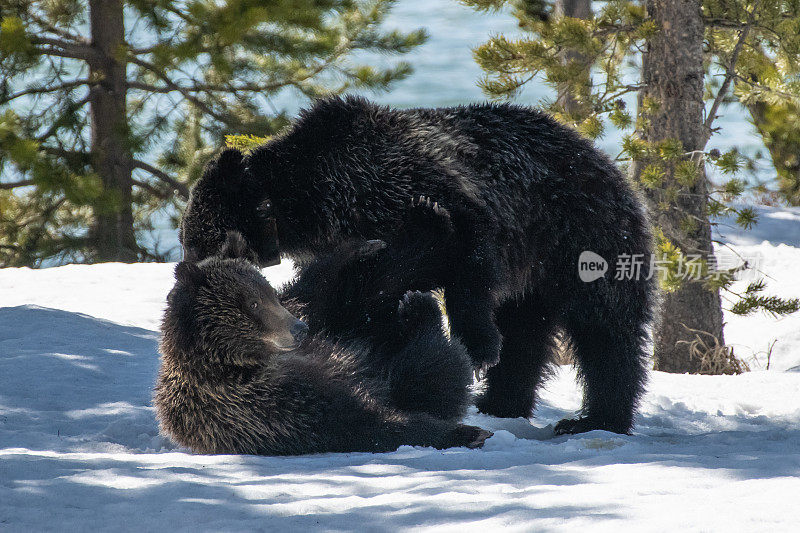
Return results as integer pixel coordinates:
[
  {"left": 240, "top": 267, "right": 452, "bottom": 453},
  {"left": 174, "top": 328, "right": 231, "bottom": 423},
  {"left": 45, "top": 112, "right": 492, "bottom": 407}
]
[{"left": 1, "top": 305, "right": 798, "bottom": 528}]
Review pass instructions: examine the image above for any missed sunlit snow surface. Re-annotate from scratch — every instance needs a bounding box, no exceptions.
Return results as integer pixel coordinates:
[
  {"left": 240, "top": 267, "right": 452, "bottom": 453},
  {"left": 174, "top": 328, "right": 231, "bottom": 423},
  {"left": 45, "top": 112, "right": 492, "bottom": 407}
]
[{"left": 2, "top": 205, "right": 800, "bottom": 531}]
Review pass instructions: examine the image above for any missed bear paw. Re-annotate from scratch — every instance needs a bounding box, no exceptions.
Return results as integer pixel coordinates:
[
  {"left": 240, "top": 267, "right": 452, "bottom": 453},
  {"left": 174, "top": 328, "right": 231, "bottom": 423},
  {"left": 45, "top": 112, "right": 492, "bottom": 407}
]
[
  {"left": 554, "top": 416, "right": 631, "bottom": 435},
  {"left": 464, "top": 338, "right": 502, "bottom": 378},
  {"left": 439, "top": 424, "right": 494, "bottom": 449},
  {"left": 403, "top": 195, "right": 454, "bottom": 236},
  {"left": 397, "top": 290, "right": 442, "bottom": 332}
]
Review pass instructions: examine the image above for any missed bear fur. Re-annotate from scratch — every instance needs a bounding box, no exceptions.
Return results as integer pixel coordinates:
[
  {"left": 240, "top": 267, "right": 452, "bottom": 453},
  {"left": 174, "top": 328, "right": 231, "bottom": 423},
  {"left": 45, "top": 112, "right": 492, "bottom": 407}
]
[
  {"left": 280, "top": 197, "right": 458, "bottom": 347},
  {"left": 154, "top": 234, "right": 489, "bottom": 455},
  {"left": 179, "top": 96, "right": 656, "bottom": 435}
]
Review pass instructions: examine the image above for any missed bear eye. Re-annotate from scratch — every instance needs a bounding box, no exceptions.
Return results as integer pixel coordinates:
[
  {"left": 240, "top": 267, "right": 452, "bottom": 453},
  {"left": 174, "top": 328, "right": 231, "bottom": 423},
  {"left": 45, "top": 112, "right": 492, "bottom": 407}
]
[
  {"left": 257, "top": 200, "right": 273, "bottom": 216},
  {"left": 251, "top": 301, "right": 259, "bottom": 309}
]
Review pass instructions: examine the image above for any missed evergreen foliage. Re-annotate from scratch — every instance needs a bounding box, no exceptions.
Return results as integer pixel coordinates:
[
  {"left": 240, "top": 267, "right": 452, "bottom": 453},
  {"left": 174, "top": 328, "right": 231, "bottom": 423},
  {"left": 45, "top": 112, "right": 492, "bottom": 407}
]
[{"left": 0, "top": 0, "right": 425, "bottom": 265}]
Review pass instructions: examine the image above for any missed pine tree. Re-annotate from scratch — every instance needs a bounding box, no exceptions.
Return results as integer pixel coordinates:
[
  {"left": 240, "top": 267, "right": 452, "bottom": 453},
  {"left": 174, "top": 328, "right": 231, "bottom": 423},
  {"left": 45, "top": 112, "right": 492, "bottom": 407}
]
[
  {"left": 748, "top": 101, "right": 800, "bottom": 205},
  {"left": 633, "top": 0, "right": 724, "bottom": 373},
  {"left": 0, "top": 0, "right": 425, "bottom": 265},
  {"left": 465, "top": 0, "right": 800, "bottom": 372}
]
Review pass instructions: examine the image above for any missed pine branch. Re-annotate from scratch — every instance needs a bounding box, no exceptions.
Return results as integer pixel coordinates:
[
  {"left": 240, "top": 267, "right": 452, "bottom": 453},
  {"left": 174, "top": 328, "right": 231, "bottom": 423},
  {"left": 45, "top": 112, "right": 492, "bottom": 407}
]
[
  {"left": 703, "top": 15, "right": 792, "bottom": 30},
  {"left": 732, "top": 74, "right": 799, "bottom": 102},
  {"left": 40, "top": 146, "right": 89, "bottom": 158},
  {"left": 34, "top": 46, "right": 98, "bottom": 62},
  {"left": 36, "top": 95, "right": 92, "bottom": 142},
  {"left": 39, "top": 146, "right": 91, "bottom": 168},
  {"left": 132, "top": 178, "right": 170, "bottom": 199},
  {"left": 129, "top": 45, "right": 160, "bottom": 55},
  {"left": 0, "top": 80, "right": 90, "bottom": 104},
  {"left": 164, "top": 5, "right": 195, "bottom": 26},
  {"left": 126, "top": 57, "right": 234, "bottom": 125},
  {"left": 16, "top": 196, "right": 67, "bottom": 229},
  {"left": 126, "top": 80, "right": 287, "bottom": 95},
  {"left": 0, "top": 180, "right": 34, "bottom": 190},
  {"left": 125, "top": 81, "right": 183, "bottom": 94},
  {"left": 703, "top": 0, "right": 762, "bottom": 145},
  {"left": 730, "top": 294, "right": 800, "bottom": 317},
  {"left": 28, "top": 13, "right": 89, "bottom": 44},
  {"left": 31, "top": 37, "right": 99, "bottom": 62},
  {"left": 131, "top": 159, "right": 189, "bottom": 199}
]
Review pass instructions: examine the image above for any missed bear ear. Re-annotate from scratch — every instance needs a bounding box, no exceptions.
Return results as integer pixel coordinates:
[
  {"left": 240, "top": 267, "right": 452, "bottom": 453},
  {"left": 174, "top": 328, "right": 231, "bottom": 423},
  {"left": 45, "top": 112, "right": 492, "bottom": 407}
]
[
  {"left": 204, "top": 148, "right": 245, "bottom": 194},
  {"left": 220, "top": 230, "right": 251, "bottom": 260},
  {"left": 175, "top": 261, "right": 205, "bottom": 286},
  {"left": 217, "top": 148, "right": 244, "bottom": 174}
]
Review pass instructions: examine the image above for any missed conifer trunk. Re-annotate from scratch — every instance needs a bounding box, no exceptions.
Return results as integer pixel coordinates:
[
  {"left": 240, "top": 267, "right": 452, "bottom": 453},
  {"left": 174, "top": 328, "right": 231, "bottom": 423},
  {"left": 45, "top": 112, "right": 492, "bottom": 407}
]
[
  {"left": 88, "top": 0, "right": 137, "bottom": 262},
  {"left": 635, "top": 0, "right": 725, "bottom": 373},
  {"left": 554, "top": 0, "right": 592, "bottom": 115}
]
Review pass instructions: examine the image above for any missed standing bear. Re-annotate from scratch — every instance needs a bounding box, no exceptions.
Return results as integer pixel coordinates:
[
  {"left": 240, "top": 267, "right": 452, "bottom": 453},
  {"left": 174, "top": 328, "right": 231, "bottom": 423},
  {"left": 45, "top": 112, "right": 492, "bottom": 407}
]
[
  {"left": 179, "top": 96, "right": 656, "bottom": 435},
  {"left": 155, "top": 233, "right": 491, "bottom": 455}
]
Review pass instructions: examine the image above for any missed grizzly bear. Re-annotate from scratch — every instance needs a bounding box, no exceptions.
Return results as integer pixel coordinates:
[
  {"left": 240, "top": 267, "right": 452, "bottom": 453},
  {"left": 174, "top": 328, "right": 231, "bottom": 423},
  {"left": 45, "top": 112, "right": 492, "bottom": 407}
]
[
  {"left": 154, "top": 236, "right": 490, "bottom": 455},
  {"left": 179, "top": 96, "right": 655, "bottom": 435}
]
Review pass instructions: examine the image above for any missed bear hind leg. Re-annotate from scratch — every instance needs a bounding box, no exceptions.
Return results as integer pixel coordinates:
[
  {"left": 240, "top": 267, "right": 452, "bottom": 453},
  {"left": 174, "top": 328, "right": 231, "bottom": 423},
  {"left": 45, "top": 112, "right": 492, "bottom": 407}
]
[
  {"left": 475, "top": 295, "right": 557, "bottom": 419},
  {"left": 388, "top": 290, "right": 473, "bottom": 421},
  {"left": 555, "top": 289, "right": 650, "bottom": 435}
]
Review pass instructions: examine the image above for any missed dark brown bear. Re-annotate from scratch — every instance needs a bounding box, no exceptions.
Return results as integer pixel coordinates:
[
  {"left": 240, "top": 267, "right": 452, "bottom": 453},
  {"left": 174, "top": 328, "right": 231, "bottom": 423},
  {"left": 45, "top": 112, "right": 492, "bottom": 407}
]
[
  {"left": 179, "top": 96, "right": 655, "bottom": 435},
  {"left": 154, "top": 238, "right": 490, "bottom": 455}
]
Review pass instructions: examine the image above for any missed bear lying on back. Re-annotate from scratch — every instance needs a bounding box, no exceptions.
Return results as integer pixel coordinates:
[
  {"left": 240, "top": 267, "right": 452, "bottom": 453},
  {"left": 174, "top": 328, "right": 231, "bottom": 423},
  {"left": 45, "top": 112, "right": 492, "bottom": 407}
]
[{"left": 154, "top": 235, "right": 490, "bottom": 455}]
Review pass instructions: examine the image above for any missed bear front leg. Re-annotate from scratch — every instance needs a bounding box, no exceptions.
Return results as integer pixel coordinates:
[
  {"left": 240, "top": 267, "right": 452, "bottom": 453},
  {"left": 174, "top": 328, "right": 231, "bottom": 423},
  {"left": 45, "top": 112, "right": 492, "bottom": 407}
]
[
  {"left": 438, "top": 424, "right": 494, "bottom": 449},
  {"left": 387, "top": 196, "right": 503, "bottom": 371},
  {"left": 445, "top": 285, "right": 502, "bottom": 374},
  {"left": 443, "top": 230, "right": 503, "bottom": 374},
  {"left": 429, "top": 202, "right": 504, "bottom": 375},
  {"left": 388, "top": 416, "right": 493, "bottom": 451}
]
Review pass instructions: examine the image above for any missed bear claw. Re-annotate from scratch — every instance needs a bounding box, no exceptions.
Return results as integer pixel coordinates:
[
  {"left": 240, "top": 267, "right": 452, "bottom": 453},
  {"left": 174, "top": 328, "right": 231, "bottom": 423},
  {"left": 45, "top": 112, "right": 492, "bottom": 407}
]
[
  {"left": 357, "top": 239, "right": 388, "bottom": 256},
  {"left": 403, "top": 196, "right": 453, "bottom": 236},
  {"left": 554, "top": 416, "right": 597, "bottom": 435},
  {"left": 473, "top": 362, "right": 496, "bottom": 382}
]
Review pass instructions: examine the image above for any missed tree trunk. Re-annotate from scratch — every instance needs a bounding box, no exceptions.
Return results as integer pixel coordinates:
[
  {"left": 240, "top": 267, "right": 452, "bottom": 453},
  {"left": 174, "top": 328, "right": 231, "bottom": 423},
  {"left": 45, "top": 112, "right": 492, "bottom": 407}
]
[
  {"left": 554, "top": 0, "right": 592, "bottom": 116},
  {"left": 88, "top": 0, "right": 137, "bottom": 262},
  {"left": 635, "top": 0, "right": 725, "bottom": 373}
]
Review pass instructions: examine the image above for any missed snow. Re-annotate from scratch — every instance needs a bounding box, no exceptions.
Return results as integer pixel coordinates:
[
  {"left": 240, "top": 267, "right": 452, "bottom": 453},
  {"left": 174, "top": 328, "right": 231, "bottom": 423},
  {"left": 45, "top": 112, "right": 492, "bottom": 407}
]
[
  {"left": 2, "top": 206, "right": 800, "bottom": 531},
  {"left": 714, "top": 206, "right": 800, "bottom": 372}
]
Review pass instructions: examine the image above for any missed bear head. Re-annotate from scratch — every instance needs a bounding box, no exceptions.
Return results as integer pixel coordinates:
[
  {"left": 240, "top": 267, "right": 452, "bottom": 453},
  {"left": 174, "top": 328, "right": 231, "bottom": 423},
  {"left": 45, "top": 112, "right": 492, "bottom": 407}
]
[
  {"left": 180, "top": 148, "right": 281, "bottom": 267},
  {"left": 165, "top": 233, "right": 307, "bottom": 366}
]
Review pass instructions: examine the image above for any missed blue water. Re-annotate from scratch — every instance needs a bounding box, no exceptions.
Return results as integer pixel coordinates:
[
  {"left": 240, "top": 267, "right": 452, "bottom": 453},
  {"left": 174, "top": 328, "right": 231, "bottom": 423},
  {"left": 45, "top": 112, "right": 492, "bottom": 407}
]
[
  {"left": 146, "top": 0, "right": 772, "bottom": 259},
  {"left": 367, "top": 0, "right": 767, "bottom": 158}
]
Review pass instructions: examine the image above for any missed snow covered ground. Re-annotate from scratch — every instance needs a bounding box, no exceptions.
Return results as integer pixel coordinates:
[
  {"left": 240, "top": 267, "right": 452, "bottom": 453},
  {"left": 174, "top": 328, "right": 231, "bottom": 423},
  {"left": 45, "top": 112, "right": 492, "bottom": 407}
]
[{"left": 2, "top": 206, "right": 800, "bottom": 531}]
